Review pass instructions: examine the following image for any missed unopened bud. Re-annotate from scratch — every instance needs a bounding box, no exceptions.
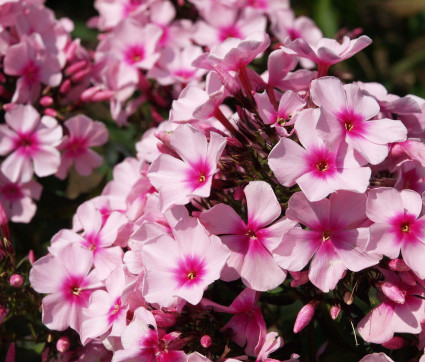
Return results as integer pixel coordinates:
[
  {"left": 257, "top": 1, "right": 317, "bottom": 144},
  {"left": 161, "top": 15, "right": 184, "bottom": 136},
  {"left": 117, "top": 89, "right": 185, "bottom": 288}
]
[
  {"left": 200, "top": 335, "right": 212, "bottom": 348},
  {"left": 330, "top": 304, "right": 341, "bottom": 320},
  {"left": 381, "top": 336, "right": 407, "bottom": 349},
  {"left": 59, "top": 79, "right": 72, "bottom": 94},
  {"left": 388, "top": 259, "right": 410, "bottom": 272},
  {"left": 380, "top": 282, "right": 405, "bottom": 304},
  {"left": 343, "top": 291, "right": 353, "bottom": 305},
  {"left": 291, "top": 271, "right": 309, "bottom": 287},
  {"left": 226, "top": 137, "right": 243, "bottom": 148},
  {"left": 91, "top": 90, "right": 114, "bottom": 102},
  {"left": 44, "top": 108, "right": 58, "bottom": 118},
  {"left": 155, "top": 131, "right": 173, "bottom": 146},
  {"left": 28, "top": 250, "right": 35, "bottom": 265},
  {"left": 80, "top": 86, "right": 101, "bottom": 102},
  {"left": 0, "top": 305, "right": 9, "bottom": 324},
  {"left": 5, "top": 343, "right": 15, "bottom": 362},
  {"left": 65, "top": 60, "right": 89, "bottom": 76},
  {"left": 233, "top": 186, "right": 244, "bottom": 201},
  {"left": 10, "top": 274, "right": 23, "bottom": 287},
  {"left": 152, "top": 310, "right": 177, "bottom": 328},
  {"left": 71, "top": 68, "right": 91, "bottom": 83},
  {"left": 399, "top": 271, "right": 416, "bottom": 286},
  {"left": 56, "top": 336, "right": 70, "bottom": 353},
  {"left": 40, "top": 96, "right": 54, "bottom": 107},
  {"left": 293, "top": 301, "right": 319, "bottom": 333}
]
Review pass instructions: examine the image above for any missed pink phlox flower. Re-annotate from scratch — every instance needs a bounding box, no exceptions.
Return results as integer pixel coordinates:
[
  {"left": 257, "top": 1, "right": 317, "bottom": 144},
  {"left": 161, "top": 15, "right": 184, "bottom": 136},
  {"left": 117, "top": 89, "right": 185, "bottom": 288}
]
[
  {"left": 389, "top": 139, "right": 425, "bottom": 169},
  {"left": 394, "top": 160, "right": 425, "bottom": 195},
  {"left": 366, "top": 187, "right": 425, "bottom": 279},
  {"left": 200, "top": 181, "right": 296, "bottom": 291},
  {"left": 94, "top": 0, "right": 151, "bottom": 31},
  {"left": 201, "top": 288, "right": 266, "bottom": 356},
  {"left": 96, "top": 18, "right": 162, "bottom": 71},
  {"left": 268, "top": 108, "right": 372, "bottom": 202},
  {"left": 359, "top": 353, "right": 394, "bottom": 362},
  {"left": 0, "top": 104, "right": 62, "bottom": 182},
  {"left": 192, "top": 5, "right": 267, "bottom": 47},
  {"left": 56, "top": 115, "right": 108, "bottom": 179},
  {"left": 274, "top": 191, "right": 380, "bottom": 292},
  {"left": 169, "top": 71, "right": 228, "bottom": 124},
  {"left": 357, "top": 269, "right": 425, "bottom": 344},
  {"left": 112, "top": 306, "right": 187, "bottom": 362},
  {"left": 192, "top": 31, "right": 270, "bottom": 72},
  {"left": 80, "top": 266, "right": 137, "bottom": 345},
  {"left": 254, "top": 90, "right": 305, "bottom": 136},
  {"left": 255, "top": 332, "right": 284, "bottom": 361},
  {"left": 148, "top": 124, "right": 226, "bottom": 212},
  {"left": 142, "top": 217, "right": 230, "bottom": 307},
  {"left": 29, "top": 243, "right": 101, "bottom": 332},
  {"left": 283, "top": 34, "right": 372, "bottom": 76},
  {"left": 4, "top": 34, "right": 62, "bottom": 103},
  {"left": 0, "top": 171, "right": 41, "bottom": 223},
  {"left": 147, "top": 44, "right": 207, "bottom": 86},
  {"left": 311, "top": 77, "right": 408, "bottom": 165}
]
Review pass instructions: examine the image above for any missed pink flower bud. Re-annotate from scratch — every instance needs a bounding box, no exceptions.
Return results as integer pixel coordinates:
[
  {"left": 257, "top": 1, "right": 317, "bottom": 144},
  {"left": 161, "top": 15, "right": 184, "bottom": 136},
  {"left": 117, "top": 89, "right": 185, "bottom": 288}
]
[
  {"left": 65, "top": 60, "right": 89, "bottom": 76},
  {"left": 200, "top": 335, "right": 212, "bottom": 348},
  {"left": 59, "top": 79, "right": 72, "bottom": 94},
  {"left": 0, "top": 305, "right": 9, "bottom": 324},
  {"left": 91, "top": 90, "right": 114, "bottom": 102},
  {"left": 388, "top": 258, "right": 410, "bottom": 272},
  {"left": 293, "top": 301, "right": 319, "bottom": 333},
  {"left": 343, "top": 291, "right": 353, "bottom": 305},
  {"left": 381, "top": 336, "right": 407, "bottom": 349},
  {"left": 152, "top": 310, "right": 177, "bottom": 328},
  {"left": 44, "top": 108, "right": 58, "bottom": 118},
  {"left": 71, "top": 68, "right": 91, "bottom": 83},
  {"left": 3, "top": 103, "right": 16, "bottom": 112},
  {"left": 233, "top": 186, "right": 244, "bottom": 201},
  {"left": 330, "top": 304, "right": 341, "bottom": 320},
  {"left": 0, "top": 201, "right": 10, "bottom": 241},
  {"left": 399, "top": 271, "right": 416, "bottom": 286},
  {"left": 380, "top": 282, "right": 405, "bottom": 304},
  {"left": 56, "top": 336, "right": 70, "bottom": 353},
  {"left": 0, "top": 73, "right": 6, "bottom": 83},
  {"left": 28, "top": 250, "right": 35, "bottom": 265},
  {"left": 226, "top": 137, "right": 243, "bottom": 148},
  {"left": 40, "top": 96, "right": 54, "bottom": 107},
  {"left": 65, "top": 40, "right": 78, "bottom": 62},
  {"left": 9, "top": 274, "right": 23, "bottom": 287},
  {"left": 6, "top": 342, "right": 15, "bottom": 362},
  {"left": 291, "top": 271, "right": 309, "bottom": 287},
  {"left": 155, "top": 131, "right": 173, "bottom": 146},
  {"left": 80, "top": 86, "right": 101, "bottom": 102}
]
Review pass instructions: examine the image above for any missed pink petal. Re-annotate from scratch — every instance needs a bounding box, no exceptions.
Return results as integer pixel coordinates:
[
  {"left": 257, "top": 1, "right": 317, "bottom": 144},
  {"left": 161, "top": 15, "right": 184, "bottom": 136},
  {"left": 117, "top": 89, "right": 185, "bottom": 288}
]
[
  {"left": 366, "top": 188, "right": 403, "bottom": 223},
  {"left": 401, "top": 236, "right": 425, "bottom": 279},
  {"left": 357, "top": 301, "right": 395, "bottom": 343},
  {"left": 32, "top": 146, "right": 61, "bottom": 177},
  {"left": 200, "top": 203, "right": 245, "bottom": 235}
]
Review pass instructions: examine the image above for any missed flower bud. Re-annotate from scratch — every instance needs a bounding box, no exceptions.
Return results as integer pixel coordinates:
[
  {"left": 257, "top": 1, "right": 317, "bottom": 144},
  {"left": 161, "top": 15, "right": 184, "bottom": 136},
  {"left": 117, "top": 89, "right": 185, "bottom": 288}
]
[
  {"left": 343, "top": 291, "right": 353, "bottom": 305},
  {"left": 0, "top": 305, "right": 9, "bottom": 324},
  {"left": 71, "top": 68, "right": 91, "bottom": 83},
  {"left": 381, "top": 336, "right": 407, "bottom": 349},
  {"left": 28, "top": 250, "right": 35, "bottom": 265},
  {"left": 233, "top": 186, "right": 244, "bottom": 201},
  {"left": 44, "top": 108, "right": 58, "bottom": 118},
  {"left": 91, "top": 90, "right": 114, "bottom": 102},
  {"left": 9, "top": 274, "right": 23, "bottom": 287},
  {"left": 200, "top": 335, "right": 212, "bottom": 348},
  {"left": 399, "top": 271, "right": 416, "bottom": 287},
  {"left": 6, "top": 342, "right": 15, "bottom": 362},
  {"left": 388, "top": 258, "right": 410, "bottom": 272},
  {"left": 152, "top": 310, "right": 177, "bottom": 328},
  {"left": 40, "top": 96, "right": 54, "bottom": 107},
  {"left": 65, "top": 60, "right": 89, "bottom": 76},
  {"left": 80, "top": 86, "right": 100, "bottom": 102},
  {"left": 291, "top": 271, "right": 309, "bottom": 287},
  {"left": 293, "top": 301, "right": 319, "bottom": 333},
  {"left": 56, "top": 336, "right": 70, "bottom": 353},
  {"left": 59, "top": 79, "right": 72, "bottom": 94},
  {"left": 330, "top": 304, "right": 341, "bottom": 320}
]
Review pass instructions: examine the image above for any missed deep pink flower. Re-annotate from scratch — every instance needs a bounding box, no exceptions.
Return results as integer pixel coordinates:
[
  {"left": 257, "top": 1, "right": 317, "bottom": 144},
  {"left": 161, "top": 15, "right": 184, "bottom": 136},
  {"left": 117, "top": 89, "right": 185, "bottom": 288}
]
[
  {"left": 148, "top": 124, "right": 226, "bottom": 212},
  {"left": 29, "top": 243, "right": 100, "bottom": 332},
  {"left": 366, "top": 187, "right": 425, "bottom": 278},
  {"left": 200, "top": 181, "right": 296, "bottom": 291},
  {"left": 0, "top": 104, "right": 62, "bottom": 182}
]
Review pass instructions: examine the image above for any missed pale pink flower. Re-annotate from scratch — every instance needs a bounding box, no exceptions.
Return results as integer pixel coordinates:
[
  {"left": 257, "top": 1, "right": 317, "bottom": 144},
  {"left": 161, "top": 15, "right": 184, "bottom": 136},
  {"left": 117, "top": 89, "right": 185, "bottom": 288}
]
[
  {"left": 201, "top": 288, "right": 266, "bottom": 356},
  {"left": 357, "top": 269, "right": 425, "bottom": 344},
  {"left": 366, "top": 187, "right": 425, "bottom": 278},
  {"left": 4, "top": 34, "right": 62, "bottom": 103},
  {"left": 80, "top": 267, "right": 136, "bottom": 345},
  {"left": 112, "top": 307, "right": 187, "bottom": 362},
  {"left": 0, "top": 104, "right": 62, "bottom": 182},
  {"left": 148, "top": 124, "right": 226, "bottom": 212},
  {"left": 200, "top": 181, "right": 296, "bottom": 291},
  {"left": 311, "top": 77, "right": 407, "bottom": 165},
  {"left": 268, "top": 108, "right": 371, "bottom": 202},
  {"left": 56, "top": 115, "right": 108, "bottom": 179},
  {"left": 29, "top": 243, "right": 100, "bottom": 332},
  {"left": 0, "top": 172, "right": 41, "bottom": 223},
  {"left": 275, "top": 191, "right": 380, "bottom": 292},
  {"left": 142, "top": 217, "right": 230, "bottom": 307},
  {"left": 256, "top": 332, "right": 284, "bottom": 361}
]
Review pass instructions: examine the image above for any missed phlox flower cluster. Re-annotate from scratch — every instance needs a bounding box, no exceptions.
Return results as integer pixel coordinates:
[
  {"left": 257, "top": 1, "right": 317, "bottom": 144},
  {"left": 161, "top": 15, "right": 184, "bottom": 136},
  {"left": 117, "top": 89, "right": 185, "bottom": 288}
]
[{"left": 0, "top": 0, "right": 423, "bottom": 361}]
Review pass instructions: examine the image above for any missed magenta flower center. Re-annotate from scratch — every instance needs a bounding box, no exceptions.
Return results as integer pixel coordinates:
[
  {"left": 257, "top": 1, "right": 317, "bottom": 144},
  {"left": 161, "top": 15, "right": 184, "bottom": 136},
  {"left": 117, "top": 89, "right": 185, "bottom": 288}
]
[
  {"left": 175, "top": 255, "right": 206, "bottom": 287},
  {"left": 400, "top": 222, "right": 410, "bottom": 233},
  {"left": 316, "top": 160, "right": 329, "bottom": 172},
  {"left": 124, "top": 45, "right": 145, "bottom": 65},
  {"left": 322, "top": 230, "right": 332, "bottom": 242},
  {"left": 219, "top": 25, "right": 243, "bottom": 42},
  {"left": 337, "top": 109, "right": 365, "bottom": 137},
  {"left": 245, "top": 229, "right": 257, "bottom": 239},
  {"left": 0, "top": 183, "right": 23, "bottom": 201},
  {"left": 62, "top": 274, "right": 90, "bottom": 306},
  {"left": 287, "top": 28, "right": 302, "bottom": 41},
  {"left": 174, "top": 69, "right": 195, "bottom": 80},
  {"left": 23, "top": 61, "right": 40, "bottom": 85},
  {"left": 187, "top": 271, "right": 197, "bottom": 280},
  {"left": 64, "top": 137, "right": 88, "bottom": 157}
]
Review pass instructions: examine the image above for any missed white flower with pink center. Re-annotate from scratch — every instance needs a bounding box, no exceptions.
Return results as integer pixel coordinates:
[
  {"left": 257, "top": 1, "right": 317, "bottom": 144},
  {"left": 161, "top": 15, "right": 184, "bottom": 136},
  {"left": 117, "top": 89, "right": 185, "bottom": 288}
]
[
  {"left": 148, "top": 124, "right": 226, "bottom": 212},
  {"left": 366, "top": 187, "right": 425, "bottom": 278},
  {"left": 200, "top": 181, "right": 296, "bottom": 291},
  {"left": 142, "top": 217, "right": 230, "bottom": 307},
  {"left": 0, "top": 104, "right": 62, "bottom": 183},
  {"left": 29, "top": 243, "right": 100, "bottom": 332},
  {"left": 56, "top": 115, "right": 108, "bottom": 179},
  {"left": 311, "top": 77, "right": 408, "bottom": 165},
  {"left": 268, "top": 108, "right": 371, "bottom": 202}
]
